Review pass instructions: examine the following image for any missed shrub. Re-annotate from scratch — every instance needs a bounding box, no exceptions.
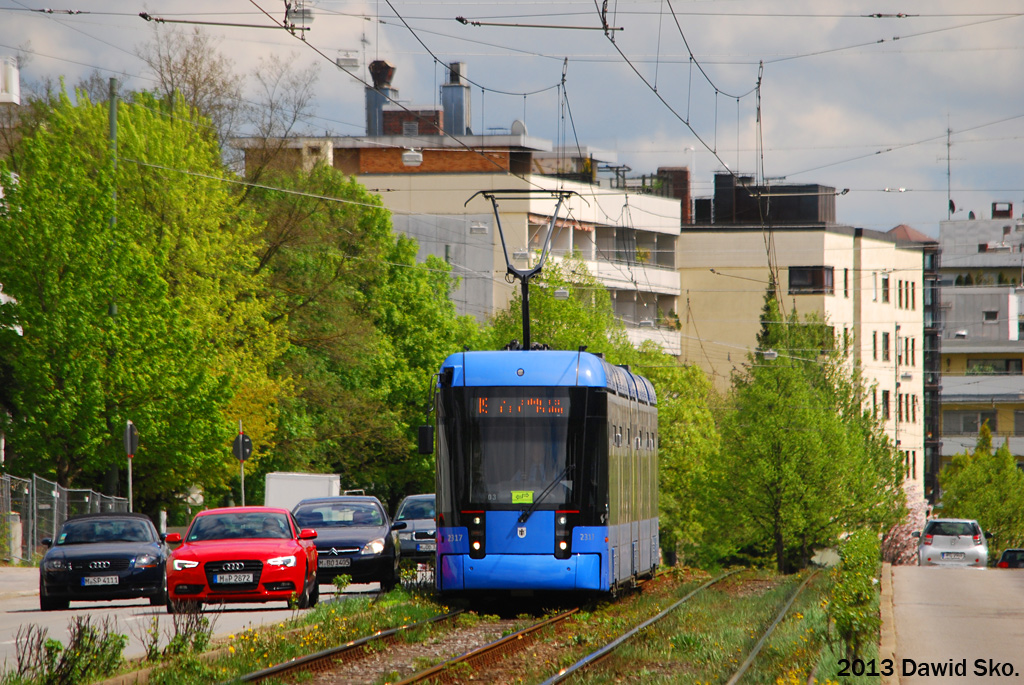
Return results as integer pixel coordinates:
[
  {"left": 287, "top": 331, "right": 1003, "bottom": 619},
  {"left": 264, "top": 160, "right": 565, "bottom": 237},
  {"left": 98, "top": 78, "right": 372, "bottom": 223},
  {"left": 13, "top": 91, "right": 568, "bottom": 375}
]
[{"left": 827, "top": 528, "right": 881, "bottom": 661}]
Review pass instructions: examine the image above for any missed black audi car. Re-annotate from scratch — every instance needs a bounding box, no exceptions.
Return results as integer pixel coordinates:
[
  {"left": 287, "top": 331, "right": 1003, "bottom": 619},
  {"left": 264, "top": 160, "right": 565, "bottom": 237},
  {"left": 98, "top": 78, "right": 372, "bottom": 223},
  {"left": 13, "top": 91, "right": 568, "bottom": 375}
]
[
  {"left": 293, "top": 496, "right": 404, "bottom": 591},
  {"left": 39, "top": 512, "right": 168, "bottom": 610}
]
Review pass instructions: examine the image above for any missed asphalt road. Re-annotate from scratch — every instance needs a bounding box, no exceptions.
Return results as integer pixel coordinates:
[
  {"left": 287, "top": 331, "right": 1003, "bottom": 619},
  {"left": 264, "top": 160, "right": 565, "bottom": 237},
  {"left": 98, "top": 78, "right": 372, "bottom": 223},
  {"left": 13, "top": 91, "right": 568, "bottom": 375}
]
[
  {"left": 883, "top": 564, "right": 1024, "bottom": 684},
  {"left": 0, "top": 565, "right": 377, "bottom": 672}
]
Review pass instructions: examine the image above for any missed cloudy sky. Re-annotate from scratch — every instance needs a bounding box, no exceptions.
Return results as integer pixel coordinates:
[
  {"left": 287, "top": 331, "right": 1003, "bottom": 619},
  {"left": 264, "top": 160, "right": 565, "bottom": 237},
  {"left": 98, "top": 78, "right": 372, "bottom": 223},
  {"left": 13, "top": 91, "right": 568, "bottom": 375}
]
[{"left": 2, "top": 1, "right": 1022, "bottom": 237}]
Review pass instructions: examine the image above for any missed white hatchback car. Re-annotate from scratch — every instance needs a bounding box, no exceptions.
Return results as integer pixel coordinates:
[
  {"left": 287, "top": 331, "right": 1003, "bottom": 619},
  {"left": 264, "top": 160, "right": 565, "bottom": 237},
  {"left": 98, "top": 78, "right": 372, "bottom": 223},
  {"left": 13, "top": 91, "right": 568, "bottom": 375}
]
[{"left": 912, "top": 518, "right": 988, "bottom": 567}]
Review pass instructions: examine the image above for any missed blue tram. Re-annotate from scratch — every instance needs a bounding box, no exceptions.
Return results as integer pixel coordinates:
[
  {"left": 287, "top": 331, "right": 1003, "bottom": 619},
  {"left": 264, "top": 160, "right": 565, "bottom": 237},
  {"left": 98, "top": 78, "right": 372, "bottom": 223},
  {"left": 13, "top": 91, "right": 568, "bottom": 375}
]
[{"left": 430, "top": 348, "right": 658, "bottom": 596}]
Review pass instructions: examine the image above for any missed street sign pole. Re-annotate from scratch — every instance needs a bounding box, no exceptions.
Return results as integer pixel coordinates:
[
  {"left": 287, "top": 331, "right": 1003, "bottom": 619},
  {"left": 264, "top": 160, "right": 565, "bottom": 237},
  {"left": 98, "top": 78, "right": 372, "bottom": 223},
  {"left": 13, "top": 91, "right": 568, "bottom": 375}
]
[
  {"left": 239, "top": 420, "right": 245, "bottom": 506},
  {"left": 123, "top": 420, "right": 138, "bottom": 512},
  {"left": 233, "top": 420, "right": 253, "bottom": 506}
]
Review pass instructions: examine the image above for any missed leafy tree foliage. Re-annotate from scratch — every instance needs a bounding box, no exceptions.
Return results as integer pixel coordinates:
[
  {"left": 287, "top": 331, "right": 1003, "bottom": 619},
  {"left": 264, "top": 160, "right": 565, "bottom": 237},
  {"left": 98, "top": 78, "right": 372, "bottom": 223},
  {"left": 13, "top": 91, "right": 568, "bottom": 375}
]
[
  {"left": 939, "top": 422, "right": 1024, "bottom": 559},
  {"left": 703, "top": 284, "right": 904, "bottom": 572},
  {"left": 0, "top": 88, "right": 282, "bottom": 515},
  {"left": 241, "top": 165, "right": 482, "bottom": 508}
]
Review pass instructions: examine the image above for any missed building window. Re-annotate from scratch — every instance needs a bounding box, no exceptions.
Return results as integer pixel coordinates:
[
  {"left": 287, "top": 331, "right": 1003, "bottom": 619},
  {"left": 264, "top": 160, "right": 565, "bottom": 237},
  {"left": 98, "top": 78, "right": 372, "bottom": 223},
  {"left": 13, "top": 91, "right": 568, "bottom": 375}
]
[
  {"left": 1015, "top": 411, "right": 1024, "bottom": 435},
  {"left": 881, "top": 273, "right": 890, "bottom": 303},
  {"left": 882, "top": 331, "right": 890, "bottom": 361},
  {"left": 898, "top": 280, "right": 904, "bottom": 308},
  {"left": 872, "top": 331, "right": 878, "bottom": 360},
  {"left": 897, "top": 392, "right": 903, "bottom": 421},
  {"left": 911, "top": 282, "right": 916, "bottom": 310},
  {"left": 844, "top": 268, "right": 849, "bottom": 298},
  {"left": 966, "top": 358, "right": 1023, "bottom": 375},
  {"left": 873, "top": 272, "right": 878, "bottom": 301},
  {"left": 983, "top": 310, "right": 998, "bottom": 324},
  {"left": 882, "top": 390, "right": 890, "bottom": 420},
  {"left": 788, "top": 266, "right": 834, "bottom": 294},
  {"left": 944, "top": 410, "right": 997, "bottom": 434}
]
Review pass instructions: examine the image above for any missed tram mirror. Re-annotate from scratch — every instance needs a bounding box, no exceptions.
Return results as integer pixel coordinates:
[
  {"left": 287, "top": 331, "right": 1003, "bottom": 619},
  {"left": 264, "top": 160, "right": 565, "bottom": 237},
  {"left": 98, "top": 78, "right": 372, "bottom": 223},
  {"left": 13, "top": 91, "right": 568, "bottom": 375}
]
[{"left": 418, "top": 425, "right": 434, "bottom": 454}]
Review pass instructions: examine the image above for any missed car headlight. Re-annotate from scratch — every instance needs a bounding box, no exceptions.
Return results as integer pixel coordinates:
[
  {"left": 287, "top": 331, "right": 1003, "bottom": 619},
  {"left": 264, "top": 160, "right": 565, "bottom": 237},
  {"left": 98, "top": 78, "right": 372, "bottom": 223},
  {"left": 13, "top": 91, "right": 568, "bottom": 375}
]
[
  {"left": 360, "top": 538, "right": 385, "bottom": 556},
  {"left": 267, "top": 555, "right": 296, "bottom": 568},
  {"left": 173, "top": 559, "right": 199, "bottom": 571},
  {"left": 135, "top": 553, "right": 160, "bottom": 569},
  {"left": 44, "top": 558, "right": 66, "bottom": 571}
]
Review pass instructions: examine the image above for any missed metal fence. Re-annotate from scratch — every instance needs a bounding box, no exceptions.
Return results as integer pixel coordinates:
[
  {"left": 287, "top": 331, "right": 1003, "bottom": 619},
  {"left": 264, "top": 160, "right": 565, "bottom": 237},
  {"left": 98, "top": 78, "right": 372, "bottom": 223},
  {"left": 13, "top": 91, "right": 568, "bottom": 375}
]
[{"left": 1, "top": 473, "right": 128, "bottom": 562}]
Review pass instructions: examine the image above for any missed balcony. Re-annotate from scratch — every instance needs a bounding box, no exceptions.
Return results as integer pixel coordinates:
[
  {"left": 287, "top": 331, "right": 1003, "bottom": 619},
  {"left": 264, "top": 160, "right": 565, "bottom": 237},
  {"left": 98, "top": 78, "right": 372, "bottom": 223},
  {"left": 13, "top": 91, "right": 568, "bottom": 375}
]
[{"left": 624, "top": 322, "right": 682, "bottom": 356}]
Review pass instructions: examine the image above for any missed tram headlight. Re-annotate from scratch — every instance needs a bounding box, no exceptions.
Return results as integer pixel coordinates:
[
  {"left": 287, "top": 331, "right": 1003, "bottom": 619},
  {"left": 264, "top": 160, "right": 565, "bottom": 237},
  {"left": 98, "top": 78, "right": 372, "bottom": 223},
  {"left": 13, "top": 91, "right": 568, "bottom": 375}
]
[
  {"left": 472, "top": 541, "right": 481, "bottom": 551},
  {"left": 559, "top": 541, "right": 567, "bottom": 551}
]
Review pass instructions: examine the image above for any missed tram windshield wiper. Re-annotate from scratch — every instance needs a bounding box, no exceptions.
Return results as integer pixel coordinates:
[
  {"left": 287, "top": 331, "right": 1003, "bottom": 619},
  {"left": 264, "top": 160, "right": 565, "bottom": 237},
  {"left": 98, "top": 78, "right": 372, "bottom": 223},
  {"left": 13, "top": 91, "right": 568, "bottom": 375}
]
[{"left": 518, "top": 465, "right": 570, "bottom": 524}]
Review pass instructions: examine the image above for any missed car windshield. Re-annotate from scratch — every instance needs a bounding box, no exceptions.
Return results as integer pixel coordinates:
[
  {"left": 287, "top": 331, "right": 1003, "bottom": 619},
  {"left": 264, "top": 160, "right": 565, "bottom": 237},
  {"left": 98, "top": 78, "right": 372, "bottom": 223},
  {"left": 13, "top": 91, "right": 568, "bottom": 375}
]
[
  {"left": 925, "top": 521, "right": 977, "bottom": 537},
  {"left": 187, "top": 512, "right": 292, "bottom": 541},
  {"left": 294, "top": 503, "right": 383, "bottom": 528},
  {"left": 396, "top": 498, "right": 434, "bottom": 521},
  {"left": 57, "top": 518, "right": 154, "bottom": 545}
]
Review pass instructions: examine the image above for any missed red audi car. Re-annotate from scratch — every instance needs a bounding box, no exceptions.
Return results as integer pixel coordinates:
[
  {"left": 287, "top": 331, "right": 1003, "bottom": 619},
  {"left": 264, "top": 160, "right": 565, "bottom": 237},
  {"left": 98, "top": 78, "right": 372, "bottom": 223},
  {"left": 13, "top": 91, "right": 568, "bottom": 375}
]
[{"left": 165, "top": 506, "right": 318, "bottom": 612}]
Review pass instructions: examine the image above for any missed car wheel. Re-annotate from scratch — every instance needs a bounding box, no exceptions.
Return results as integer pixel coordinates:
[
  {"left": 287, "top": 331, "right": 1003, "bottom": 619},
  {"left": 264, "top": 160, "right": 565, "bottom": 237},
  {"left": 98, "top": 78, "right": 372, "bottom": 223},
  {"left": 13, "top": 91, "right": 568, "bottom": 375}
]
[
  {"left": 39, "top": 588, "right": 69, "bottom": 612},
  {"left": 150, "top": 572, "right": 168, "bottom": 606},
  {"left": 296, "top": 565, "right": 313, "bottom": 609},
  {"left": 308, "top": 581, "right": 319, "bottom": 607},
  {"left": 381, "top": 567, "right": 399, "bottom": 593}
]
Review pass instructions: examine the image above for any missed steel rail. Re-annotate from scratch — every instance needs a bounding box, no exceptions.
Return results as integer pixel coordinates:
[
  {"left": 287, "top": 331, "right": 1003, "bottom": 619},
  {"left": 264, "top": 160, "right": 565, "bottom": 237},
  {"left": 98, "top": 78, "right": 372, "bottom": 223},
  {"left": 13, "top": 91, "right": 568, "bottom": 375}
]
[
  {"left": 724, "top": 569, "right": 820, "bottom": 685},
  {"left": 222, "top": 609, "right": 463, "bottom": 684},
  {"left": 539, "top": 569, "right": 741, "bottom": 684},
  {"left": 392, "top": 608, "right": 578, "bottom": 685}
]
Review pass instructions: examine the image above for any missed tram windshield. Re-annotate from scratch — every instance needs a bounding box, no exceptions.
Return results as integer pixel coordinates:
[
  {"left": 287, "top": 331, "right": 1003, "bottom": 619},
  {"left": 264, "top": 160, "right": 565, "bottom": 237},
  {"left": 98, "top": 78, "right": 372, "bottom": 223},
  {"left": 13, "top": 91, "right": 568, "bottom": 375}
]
[{"left": 466, "top": 388, "right": 574, "bottom": 506}]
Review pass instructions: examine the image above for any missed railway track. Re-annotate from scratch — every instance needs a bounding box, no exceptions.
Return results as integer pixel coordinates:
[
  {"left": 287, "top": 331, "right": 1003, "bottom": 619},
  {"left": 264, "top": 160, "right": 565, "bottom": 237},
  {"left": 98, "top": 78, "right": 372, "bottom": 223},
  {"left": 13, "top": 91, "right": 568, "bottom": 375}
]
[
  {"left": 221, "top": 608, "right": 464, "bottom": 684},
  {"left": 222, "top": 568, "right": 821, "bottom": 685}
]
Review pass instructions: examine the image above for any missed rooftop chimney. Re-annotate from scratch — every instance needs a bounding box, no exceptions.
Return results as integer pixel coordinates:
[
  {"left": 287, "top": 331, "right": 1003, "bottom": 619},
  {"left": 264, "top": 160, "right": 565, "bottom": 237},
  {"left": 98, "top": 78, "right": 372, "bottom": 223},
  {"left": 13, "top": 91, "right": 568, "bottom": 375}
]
[
  {"left": 440, "top": 62, "right": 471, "bottom": 136},
  {"left": 992, "top": 202, "right": 1013, "bottom": 219},
  {"left": 365, "top": 60, "right": 398, "bottom": 136}
]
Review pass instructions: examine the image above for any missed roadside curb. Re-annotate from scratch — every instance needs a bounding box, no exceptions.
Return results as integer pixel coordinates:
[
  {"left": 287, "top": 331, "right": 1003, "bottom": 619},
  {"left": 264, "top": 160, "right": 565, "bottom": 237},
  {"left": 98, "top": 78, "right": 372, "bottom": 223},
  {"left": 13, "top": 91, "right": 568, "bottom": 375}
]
[{"left": 879, "top": 562, "right": 896, "bottom": 685}]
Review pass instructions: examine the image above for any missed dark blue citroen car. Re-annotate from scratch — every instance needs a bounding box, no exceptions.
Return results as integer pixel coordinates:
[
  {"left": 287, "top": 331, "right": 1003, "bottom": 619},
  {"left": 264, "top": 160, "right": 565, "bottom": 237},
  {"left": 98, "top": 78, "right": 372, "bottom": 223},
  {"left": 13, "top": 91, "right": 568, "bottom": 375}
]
[
  {"left": 293, "top": 496, "right": 404, "bottom": 591},
  {"left": 39, "top": 513, "right": 168, "bottom": 610}
]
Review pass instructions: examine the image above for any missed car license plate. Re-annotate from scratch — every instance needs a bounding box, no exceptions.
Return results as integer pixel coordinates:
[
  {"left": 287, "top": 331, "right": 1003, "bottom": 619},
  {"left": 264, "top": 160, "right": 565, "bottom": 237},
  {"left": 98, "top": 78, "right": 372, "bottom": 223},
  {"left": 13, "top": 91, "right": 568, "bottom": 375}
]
[
  {"left": 942, "top": 552, "right": 965, "bottom": 560},
  {"left": 214, "top": 573, "right": 253, "bottom": 584},
  {"left": 82, "top": 576, "right": 118, "bottom": 586},
  {"left": 319, "top": 558, "right": 351, "bottom": 568},
  {"left": 417, "top": 543, "right": 436, "bottom": 552}
]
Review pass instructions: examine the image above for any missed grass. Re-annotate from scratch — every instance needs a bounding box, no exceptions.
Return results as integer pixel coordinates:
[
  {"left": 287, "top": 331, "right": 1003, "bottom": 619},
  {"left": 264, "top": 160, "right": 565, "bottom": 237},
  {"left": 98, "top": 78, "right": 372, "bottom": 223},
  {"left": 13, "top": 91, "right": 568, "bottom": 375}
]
[
  {"left": 494, "top": 568, "right": 850, "bottom": 685},
  {"left": 140, "top": 586, "right": 451, "bottom": 685}
]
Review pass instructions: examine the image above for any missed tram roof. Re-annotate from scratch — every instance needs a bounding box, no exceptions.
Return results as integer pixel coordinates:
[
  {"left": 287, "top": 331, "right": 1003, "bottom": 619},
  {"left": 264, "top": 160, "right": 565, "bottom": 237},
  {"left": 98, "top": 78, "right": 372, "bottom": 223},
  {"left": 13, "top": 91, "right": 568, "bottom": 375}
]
[{"left": 439, "top": 350, "right": 657, "bottom": 405}]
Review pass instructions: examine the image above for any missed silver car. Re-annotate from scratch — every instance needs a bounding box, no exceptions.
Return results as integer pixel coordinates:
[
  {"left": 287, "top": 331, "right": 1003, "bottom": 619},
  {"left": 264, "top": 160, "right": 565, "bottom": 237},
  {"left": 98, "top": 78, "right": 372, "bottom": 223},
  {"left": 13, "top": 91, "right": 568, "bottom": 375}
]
[
  {"left": 393, "top": 494, "right": 436, "bottom": 561},
  {"left": 912, "top": 518, "right": 988, "bottom": 567}
]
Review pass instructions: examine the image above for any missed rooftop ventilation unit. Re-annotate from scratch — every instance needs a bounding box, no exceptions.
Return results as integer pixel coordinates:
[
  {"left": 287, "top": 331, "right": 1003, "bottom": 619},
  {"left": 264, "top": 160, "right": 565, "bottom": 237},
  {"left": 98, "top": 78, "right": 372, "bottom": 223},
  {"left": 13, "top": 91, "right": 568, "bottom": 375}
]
[{"left": 0, "top": 57, "right": 19, "bottom": 105}]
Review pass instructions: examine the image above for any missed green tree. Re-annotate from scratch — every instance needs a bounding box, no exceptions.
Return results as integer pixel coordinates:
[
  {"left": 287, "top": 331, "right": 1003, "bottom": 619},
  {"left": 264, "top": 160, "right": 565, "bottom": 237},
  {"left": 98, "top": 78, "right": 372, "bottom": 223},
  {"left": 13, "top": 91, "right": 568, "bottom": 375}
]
[
  {"left": 939, "top": 422, "right": 1024, "bottom": 559},
  {"left": 706, "top": 285, "right": 904, "bottom": 572},
  {"left": 486, "top": 252, "right": 630, "bottom": 353},
  {"left": 241, "top": 164, "right": 482, "bottom": 507},
  {"left": 0, "top": 88, "right": 282, "bottom": 515}
]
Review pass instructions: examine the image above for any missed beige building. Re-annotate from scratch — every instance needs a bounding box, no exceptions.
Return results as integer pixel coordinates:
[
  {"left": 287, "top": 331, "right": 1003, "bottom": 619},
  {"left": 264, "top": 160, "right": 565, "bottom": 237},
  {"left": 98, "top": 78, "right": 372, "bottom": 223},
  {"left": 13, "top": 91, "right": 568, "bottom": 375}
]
[
  {"left": 679, "top": 174, "right": 931, "bottom": 500},
  {"left": 237, "top": 60, "right": 685, "bottom": 353}
]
